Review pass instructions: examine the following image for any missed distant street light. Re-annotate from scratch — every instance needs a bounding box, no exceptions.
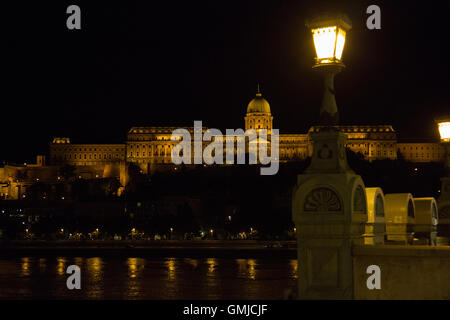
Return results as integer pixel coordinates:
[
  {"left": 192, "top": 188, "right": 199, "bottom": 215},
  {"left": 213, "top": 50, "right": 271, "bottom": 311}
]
[{"left": 306, "top": 14, "right": 352, "bottom": 125}]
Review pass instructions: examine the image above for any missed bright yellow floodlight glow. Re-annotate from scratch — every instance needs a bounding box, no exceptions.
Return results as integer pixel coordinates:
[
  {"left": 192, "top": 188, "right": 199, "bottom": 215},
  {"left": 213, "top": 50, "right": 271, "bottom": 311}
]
[
  {"left": 312, "top": 27, "right": 337, "bottom": 61},
  {"left": 438, "top": 122, "right": 450, "bottom": 142}
]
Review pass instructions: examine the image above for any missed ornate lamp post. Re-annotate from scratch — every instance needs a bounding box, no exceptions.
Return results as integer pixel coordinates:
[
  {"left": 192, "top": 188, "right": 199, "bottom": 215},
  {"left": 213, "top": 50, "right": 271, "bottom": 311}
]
[
  {"left": 292, "top": 13, "right": 367, "bottom": 299},
  {"left": 437, "top": 120, "right": 450, "bottom": 237},
  {"left": 438, "top": 120, "right": 450, "bottom": 166},
  {"left": 306, "top": 14, "right": 352, "bottom": 126}
]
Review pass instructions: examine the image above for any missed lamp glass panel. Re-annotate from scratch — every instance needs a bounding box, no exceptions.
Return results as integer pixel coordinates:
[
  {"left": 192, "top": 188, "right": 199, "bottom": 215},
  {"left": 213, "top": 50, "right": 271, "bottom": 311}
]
[
  {"left": 312, "top": 27, "right": 337, "bottom": 61},
  {"left": 438, "top": 122, "right": 450, "bottom": 141},
  {"left": 335, "top": 28, "right": 346, "bottom": 60}
]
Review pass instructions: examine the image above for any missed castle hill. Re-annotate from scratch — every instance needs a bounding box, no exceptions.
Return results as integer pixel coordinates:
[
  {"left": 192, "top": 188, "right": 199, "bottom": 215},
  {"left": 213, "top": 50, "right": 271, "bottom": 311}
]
[{"left": 0, "top": 88, "right": 447, "bottom": 243}]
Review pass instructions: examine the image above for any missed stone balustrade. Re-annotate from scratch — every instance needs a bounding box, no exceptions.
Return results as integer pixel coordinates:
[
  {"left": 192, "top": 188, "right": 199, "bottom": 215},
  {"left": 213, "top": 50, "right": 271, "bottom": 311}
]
[
  {"left": 364, "top": 187, "right": 386, "bottom": 245},
  {"left": 384, "top": 193, "right": 415, "bottom": 244},
  {"left": 413, "top": 197, "right": 438, "bottom": 245}
]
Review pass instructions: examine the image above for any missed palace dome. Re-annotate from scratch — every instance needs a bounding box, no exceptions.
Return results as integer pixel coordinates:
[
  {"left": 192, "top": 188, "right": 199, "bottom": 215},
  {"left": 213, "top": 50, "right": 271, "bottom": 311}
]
[{"left": 247, "top": 91, "right": 271, "bottom": 114}]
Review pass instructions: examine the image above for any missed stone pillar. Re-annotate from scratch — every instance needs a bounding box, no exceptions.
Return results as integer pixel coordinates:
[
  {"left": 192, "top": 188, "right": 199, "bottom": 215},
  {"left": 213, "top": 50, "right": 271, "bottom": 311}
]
[
  {"left": 413, "top": 197, "right": 438, "bottom": 245},
  {"left": 437, "top": 177, "right": 450, "bottom": 238},
  {"left": 437, "top": 142, "right": 450, "bottom": 237},
  {"left": 292, "top": 128, "right": 367, "bottom": 299}
]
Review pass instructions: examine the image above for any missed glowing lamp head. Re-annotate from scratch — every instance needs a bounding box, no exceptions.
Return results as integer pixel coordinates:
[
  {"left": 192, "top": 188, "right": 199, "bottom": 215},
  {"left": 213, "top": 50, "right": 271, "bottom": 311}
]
[
  {"left": 438, "top": 121, "right": 450, "bottom": 142},
  {"left": 306, "top": 14, "right": 352, "bottom": 66}
]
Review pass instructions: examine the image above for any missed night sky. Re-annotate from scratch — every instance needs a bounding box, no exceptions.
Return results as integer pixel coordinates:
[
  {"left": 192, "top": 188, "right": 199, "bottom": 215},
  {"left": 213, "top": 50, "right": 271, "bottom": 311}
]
[{"left": 3, "top": 0, "right": 450, "bottom": 163}]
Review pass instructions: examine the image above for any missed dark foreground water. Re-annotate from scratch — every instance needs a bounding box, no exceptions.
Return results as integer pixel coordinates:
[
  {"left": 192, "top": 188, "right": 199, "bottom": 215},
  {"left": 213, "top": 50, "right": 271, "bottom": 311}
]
[{"left": 0, "top": 257, "right": 298, "bottom": 299}]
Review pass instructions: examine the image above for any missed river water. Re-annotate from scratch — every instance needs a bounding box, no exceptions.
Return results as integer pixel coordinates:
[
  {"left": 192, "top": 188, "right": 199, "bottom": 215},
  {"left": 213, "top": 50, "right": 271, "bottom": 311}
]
[{"left": 0, "top": 257, "right": 298, "bottom": 299}]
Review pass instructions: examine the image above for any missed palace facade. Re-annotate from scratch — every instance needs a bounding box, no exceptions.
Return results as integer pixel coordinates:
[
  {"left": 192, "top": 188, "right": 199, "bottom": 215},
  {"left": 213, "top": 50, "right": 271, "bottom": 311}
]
[
  {"left": 48, "top": 88, "right": 445, "bottom": 169},
  {"left": 0, "top": 88, "right": 445, "bottom": 199}
]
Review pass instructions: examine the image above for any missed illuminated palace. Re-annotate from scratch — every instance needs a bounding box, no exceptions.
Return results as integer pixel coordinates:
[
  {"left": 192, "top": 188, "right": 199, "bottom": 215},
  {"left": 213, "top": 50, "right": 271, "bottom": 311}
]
[{"left": 0, "top": 88, "right": 446, "bottom": 199}]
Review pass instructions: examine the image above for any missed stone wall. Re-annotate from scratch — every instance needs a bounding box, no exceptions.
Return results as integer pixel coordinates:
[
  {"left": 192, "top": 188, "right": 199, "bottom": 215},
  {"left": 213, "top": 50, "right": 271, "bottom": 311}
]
[{"left": 353, "top": 245, "right": 450, "bottom": 299}]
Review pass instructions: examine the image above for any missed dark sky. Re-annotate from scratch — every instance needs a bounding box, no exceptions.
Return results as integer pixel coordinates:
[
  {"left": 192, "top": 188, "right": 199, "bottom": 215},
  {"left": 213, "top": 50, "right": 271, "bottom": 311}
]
[{"left": 3, "top": 0, "right": 450, "bottom": 163}]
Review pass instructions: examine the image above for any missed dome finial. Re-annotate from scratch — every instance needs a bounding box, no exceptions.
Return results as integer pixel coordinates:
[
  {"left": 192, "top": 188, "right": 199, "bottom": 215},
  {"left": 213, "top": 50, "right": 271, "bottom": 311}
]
[{"left": 256, "top": 83, "right": 262, "bottom": 97}]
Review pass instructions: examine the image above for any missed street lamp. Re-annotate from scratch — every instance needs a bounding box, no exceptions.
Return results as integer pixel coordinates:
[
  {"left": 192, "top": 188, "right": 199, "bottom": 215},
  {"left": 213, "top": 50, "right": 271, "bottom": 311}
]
[
  {"left": 436, "top": 119, "right": 450, "bottom": 237},
  {"left": 437, "top": 120, "right": 450, "bottom": 172},
  {"left": 294, "top": 12, "right": 369, "bottom": 299},
  {"left": 306, "top": 14, "right": 352, "bottom": 125},
  {"left": 438, "top": 121, "right": 450, "bottom": 143}
]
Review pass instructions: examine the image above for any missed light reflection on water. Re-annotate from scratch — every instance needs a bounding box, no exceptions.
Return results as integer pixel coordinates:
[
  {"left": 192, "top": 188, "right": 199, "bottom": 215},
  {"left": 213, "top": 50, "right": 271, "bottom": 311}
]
[
  {"left": 0, "top": 257, "right": 297, "bottom": 299},
  {"left": 165, "top": 257, "right": 176, "bottom": 281},
  {"left": 290, "top": 259, "right": 298, "bottom": 279},
  {"left": 126, "top": 257, "right": 145, "bottom": 298},
  {"left": 56, "top": 257, "right": 67, "bottom": 276},
  {"left": 204, "top": 258, "right": 221, "bottom": 299},
  {"left": 247, "top": 259, "right": 257, "bottom": 280},
  {"left": 86, "top": 257, "right": 104, "bottom": 299},
  {"left": 21, "top": 257, "right": 30, "bottom": 277}
]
